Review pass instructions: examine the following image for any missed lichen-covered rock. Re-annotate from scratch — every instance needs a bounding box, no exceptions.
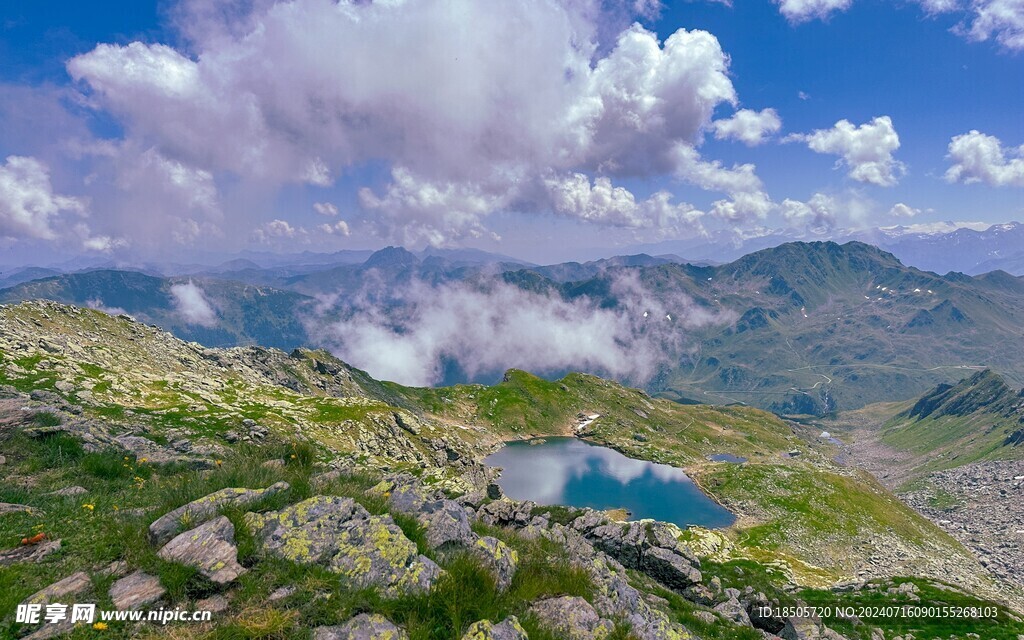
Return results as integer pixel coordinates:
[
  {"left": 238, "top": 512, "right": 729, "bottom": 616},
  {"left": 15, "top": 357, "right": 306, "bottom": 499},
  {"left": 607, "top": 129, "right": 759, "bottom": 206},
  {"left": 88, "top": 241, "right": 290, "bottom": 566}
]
[
  {"left": 244, "top": 495, "right": 442, "bottom": 596},
  {"left": 0, "top": 539, "right": 61, "bottom": 566},
  {"left": 529, "top": 596, "right": 613, "bottom": 640},
  {"left": 148, "top": 481, "right": 290, "bottom": 546},
  {"left": 419, "top": 499, "right": 476, "bottom": 550},
  {"left": 313, "top": 613, "right": 409, "bottom": 639},
  {"left": 22, "top": 571, "right": 91, "bottom": 605},
  {"left": 644, "top": 546, "right": 702, "bottom": 589},
  {"left": 478, "top": 499, "right": 537, "bottom": 527},
  {"left": 461, "top": 615, "right": 529, "bottom": 640},
  {"left": 542, "top": 525, "right": 691, "bottom": 640},
  {"left": 472, "top": 536, "right": 518, "bottom": 591},
  {"left": 713, "top": 595, "right": 751, "bottom": 626},
  {"left": 156, "top": 515, "right": 246, "bottom": 584},
  {"left": 110, "top": 571, "right": 166, "bottom": 610}
]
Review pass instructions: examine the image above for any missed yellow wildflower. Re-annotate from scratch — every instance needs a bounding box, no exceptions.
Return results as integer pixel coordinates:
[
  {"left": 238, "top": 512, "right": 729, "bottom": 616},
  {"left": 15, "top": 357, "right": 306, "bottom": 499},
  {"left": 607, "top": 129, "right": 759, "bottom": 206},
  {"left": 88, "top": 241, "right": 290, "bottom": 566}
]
[
  {"left": 215, "top": 459, "right": 223, "bottom": 466},
  {"left": 82, "top": 503, "right": 95, "bottom": 511},
  {"left": 93, "top": 622, "right": 108, "bottom": 630}
]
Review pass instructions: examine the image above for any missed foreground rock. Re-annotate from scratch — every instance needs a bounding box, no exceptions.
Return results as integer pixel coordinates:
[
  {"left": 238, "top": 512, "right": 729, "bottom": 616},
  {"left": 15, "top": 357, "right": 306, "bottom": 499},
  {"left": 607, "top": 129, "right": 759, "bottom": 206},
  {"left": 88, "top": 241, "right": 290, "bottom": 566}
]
[
  {"left": 245, "top": 495, "right": 442, "bottom": 596},
  {"left": 157, "top": 515, "right": 246, "bottom": 584},
  {"left": 530, "top": 596, "right": 613, "bottom": 640},
  {"left": 461, "top": 616, "right": 528, "bottom": 640},
  {"left": 22, "top": 571, "right": 91, "bottom": 605},
  {"left": 313, "top": 613, "right": 409, "bottom": 639},
  {"left": 148, "top": 481, "right": 290, "bottom": 546},
  {"left": 109, "top": 570, "right": 166, "bottom": 610},
  {"left": 0, "top": 539, "right": 61, "bottom": 566}
]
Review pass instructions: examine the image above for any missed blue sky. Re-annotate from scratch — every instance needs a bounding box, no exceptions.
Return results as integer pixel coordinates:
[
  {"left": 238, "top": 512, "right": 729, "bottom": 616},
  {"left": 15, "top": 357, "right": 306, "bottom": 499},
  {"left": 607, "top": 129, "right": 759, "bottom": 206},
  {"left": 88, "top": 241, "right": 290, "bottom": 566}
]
[{"left": 0, "top": 0, "right": 1022, "bottom": 265}]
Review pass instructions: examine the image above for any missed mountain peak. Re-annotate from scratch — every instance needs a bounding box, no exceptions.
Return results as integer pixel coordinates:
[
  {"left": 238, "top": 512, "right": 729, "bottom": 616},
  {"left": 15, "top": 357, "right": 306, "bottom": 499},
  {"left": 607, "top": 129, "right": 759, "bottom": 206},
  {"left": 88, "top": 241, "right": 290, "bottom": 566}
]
[
  {"left": 907, "top": 369, "right": 1018, "bottom": 420},
  {"left": 362, "top": 246, "right": 420, "bottom": 270}
]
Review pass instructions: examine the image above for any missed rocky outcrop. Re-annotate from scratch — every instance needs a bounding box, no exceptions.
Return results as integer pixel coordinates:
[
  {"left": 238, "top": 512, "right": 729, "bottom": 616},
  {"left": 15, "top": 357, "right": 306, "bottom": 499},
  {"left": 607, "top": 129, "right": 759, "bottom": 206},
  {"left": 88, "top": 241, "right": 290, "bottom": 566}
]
[
  {"left": 245, "top": 495, "right": 443, "bottom": 597},
  {"left": 148, "top": 482, "right": 290, "bottom": 546},
  {"left": 472, "top": 536, "right": 518, "bottom": 591},
  {"left": 156, "top": 516, "right": 246, "bottom": 584},
  {"left": 313, "top": 613, "right": 409, "bottom": 639},
  {"left": 461, "top": 616, "right": 528, "bottom": 640},
  {"left": 0, "top": 539, "right": 61, "bottom": 565},
  {"left": 22, "top": 571, "right": 92, "bottom": 605},
  {"left": 109, "top": 570, "right": 166, "bottom": 610},
  {"left": 571, "top": 515, "right": 702, "bottom": 590},
  {"left": 530, "top": 596, "right": 613, "bottom": 640}
]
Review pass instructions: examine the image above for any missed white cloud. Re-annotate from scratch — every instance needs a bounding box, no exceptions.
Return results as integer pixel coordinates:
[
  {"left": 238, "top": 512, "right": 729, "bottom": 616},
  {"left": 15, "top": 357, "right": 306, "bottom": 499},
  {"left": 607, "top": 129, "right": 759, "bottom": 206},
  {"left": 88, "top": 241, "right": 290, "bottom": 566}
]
[
  {"left": 775, "top": 0, "right": 852, "bottom": 23},
  {"left": 0, "top": 155, "right": 86, "bottom": 241},
  {"left": 889, "top": 202, "right": 921, "bottom": 218},
  {"left": 944, "top": 130, "right": 1024, "bottom": 187},
  {"left": 66, "top": 1, "right": 743, "bottom": 244},
  {"left": 313, "top": 202, "right": 339, "bottom": 217},
  {"left": 543, "top": 173, "right": 703, "bottom": 230},
  {"left": 711, "top": 108, "right": 782, "bottom": 146},
  {"left": 671, "top": 144, "right": 774, "bottom": 222},
  {"left": 961, "top": 0, "right": 1024, "bottom": 50},
  {"left": 358, "top": 168, "right": 508, "bottom": 246},
  {"left": 789, "top": 116, "right": 905, "bottom": 187},
  {"left": 780, "top": 193, "right": 840, "bottom": 231},
  {"left": 311, "top": 272, "right": 732, "bottom": 387},
  {"left": 318, "top": 220, "right": 351, "bottom": 236},
  {"left": 780, "top": 191, "right": 873, "bottom": 231},
  {"left": 169, "top": 280, "right": 218, "bottom": 327},
  {"left": 251, "top": 219, "right": 302, "bottom": 244}
]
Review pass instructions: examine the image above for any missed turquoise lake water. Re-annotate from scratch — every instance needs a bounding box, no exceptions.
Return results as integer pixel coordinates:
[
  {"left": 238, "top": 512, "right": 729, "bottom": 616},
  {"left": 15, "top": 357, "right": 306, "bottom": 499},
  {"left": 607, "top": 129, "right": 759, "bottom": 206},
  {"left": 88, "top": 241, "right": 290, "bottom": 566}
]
[{"left": 484, "top": 437, "right": 735, "bottom": 529}]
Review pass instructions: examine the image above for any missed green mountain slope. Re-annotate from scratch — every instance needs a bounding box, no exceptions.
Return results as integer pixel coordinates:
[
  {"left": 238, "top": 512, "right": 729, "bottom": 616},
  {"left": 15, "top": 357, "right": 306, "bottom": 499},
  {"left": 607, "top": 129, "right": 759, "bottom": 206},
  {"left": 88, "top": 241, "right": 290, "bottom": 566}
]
[
  {"left": 0, "top": 300, "right": 1012, "bottom": 613},
  {"left": 880, "top": 369, "right": 1024, "bottom": 474},
  {"left": 0, "top": 270, "right": 313, "bottom": 350},
  {"left": 544, "top": 241, "right": 1024, "bottom": 414}
]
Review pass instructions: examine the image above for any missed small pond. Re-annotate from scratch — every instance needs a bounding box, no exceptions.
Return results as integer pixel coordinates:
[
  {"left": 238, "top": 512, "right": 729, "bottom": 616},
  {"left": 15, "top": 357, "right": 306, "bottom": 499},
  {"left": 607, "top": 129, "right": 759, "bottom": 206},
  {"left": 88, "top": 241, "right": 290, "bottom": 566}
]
[{"left": 484, "top": 437, "right": 735, "bottom": 529}]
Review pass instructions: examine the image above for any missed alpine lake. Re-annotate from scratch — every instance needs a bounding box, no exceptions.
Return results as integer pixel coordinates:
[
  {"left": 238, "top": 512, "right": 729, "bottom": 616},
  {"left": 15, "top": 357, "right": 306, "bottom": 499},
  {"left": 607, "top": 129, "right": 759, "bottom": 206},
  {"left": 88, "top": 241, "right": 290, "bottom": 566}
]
[{"left": 484, "top": 437, "right": 735, "bottom": 529}]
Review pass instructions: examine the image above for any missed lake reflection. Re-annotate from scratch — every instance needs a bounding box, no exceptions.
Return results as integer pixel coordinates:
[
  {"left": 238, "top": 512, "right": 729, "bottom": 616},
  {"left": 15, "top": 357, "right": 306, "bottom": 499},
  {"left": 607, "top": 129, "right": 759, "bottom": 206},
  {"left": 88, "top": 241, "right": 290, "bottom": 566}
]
[{"left": 484, "top": 437, "right": 735, "bottom": 529}]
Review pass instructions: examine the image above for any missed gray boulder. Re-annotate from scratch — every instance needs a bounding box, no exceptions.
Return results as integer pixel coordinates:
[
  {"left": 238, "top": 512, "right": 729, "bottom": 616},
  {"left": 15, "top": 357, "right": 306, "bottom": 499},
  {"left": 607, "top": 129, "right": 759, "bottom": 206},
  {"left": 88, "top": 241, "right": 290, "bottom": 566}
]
[
  {"left": 461, "top": 616, "right": 528, "bottom": 640},
  {"left": 313, "top": 613, "right": 409, "bottom": 639},
  {"left": 529, "top": 596, "right": 614, "bottom": 640},
  {"left": 110, "top": 571, "right": 166, "bottom": 610},
  {"left": 148, "top": 481, "right": 290, "bottom": 546},
  {"left": 245, "top": 495, "right": 442, "bottom": 597},
  {"left": 156, "top": 515, "right": 246, "bottom": 584},
  {"left": 472, "top": 536, "right": 518, "bottom": 591},
  {"left": 22, "top": 571, "right": 91, "bottom": 605}
]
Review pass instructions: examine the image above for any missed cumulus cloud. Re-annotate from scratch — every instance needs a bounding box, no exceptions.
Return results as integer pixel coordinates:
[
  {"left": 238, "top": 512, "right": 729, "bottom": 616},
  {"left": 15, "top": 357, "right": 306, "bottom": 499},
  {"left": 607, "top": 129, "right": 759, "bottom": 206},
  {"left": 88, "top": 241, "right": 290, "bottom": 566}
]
[
  {"left": 780, "top": 191, "right": 872, "bottom": 231},
  {"left": 671, "top": 144, "right": 774, "bottom": 222},
  {"left": 318, "top": 220, "right": 351, "bottom": 236},
  {"left": 889, "top": 202, "right": 921, "bottom": 218},
  {"left": 944, "top": 130, "right": 1024, "bottom": 187},
  {"left": 711, "top": 108, "right": 782, "bottom": 146},
  {"left": 774, "top": 0, "right": 852, "bottom": 23},
  {"left": 251, "top": 219, "right": 300, "bottom": 244},
  {"left": 0, "top": 155, "right": 86, "bottom": 241},
  {"left": 789, "top": 116, "right": 905, "bottom": 187},
  {"left": 66, "top": 0, "right": 745, "bottom": 245},
  {"left": 543, "top": 173, "right": 704, "bottom": 230},
  {"left": 169, "top": 280, "right": 218, "bottom": 327},
  {"left": 313, "top": 202, "right": 339, "bottom": 217},
  {"left": 0, "top": 155, "right": 119, "bottom": 251},
  {"left": 310, "top": 272, "right": 732, "bottom": 387}
]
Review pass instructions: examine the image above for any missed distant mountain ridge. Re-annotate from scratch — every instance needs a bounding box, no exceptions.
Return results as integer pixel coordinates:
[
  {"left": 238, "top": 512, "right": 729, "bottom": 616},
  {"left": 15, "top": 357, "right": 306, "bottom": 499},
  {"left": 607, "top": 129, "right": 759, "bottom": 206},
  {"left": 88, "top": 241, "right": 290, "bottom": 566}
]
[
  {"left": 881, "top": 370, "right": 1024, "bottom": 474},
  {"left": 6, "top": 241, "right": 1024, "bottom": 414}
]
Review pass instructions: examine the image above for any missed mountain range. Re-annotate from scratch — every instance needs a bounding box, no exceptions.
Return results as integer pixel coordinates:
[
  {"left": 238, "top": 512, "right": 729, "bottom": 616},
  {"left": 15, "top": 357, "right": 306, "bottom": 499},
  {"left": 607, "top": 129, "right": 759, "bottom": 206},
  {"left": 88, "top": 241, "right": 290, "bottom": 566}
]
[{"left": 7, "top": 240, "right": 1024, "bottom": 414}]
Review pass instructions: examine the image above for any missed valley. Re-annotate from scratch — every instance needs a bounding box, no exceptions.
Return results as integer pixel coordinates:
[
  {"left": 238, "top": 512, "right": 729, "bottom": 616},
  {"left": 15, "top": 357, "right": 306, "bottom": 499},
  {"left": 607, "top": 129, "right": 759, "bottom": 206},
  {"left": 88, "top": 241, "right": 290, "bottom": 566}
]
[{"left": 2, "top": 299, "right": 1024, "bottom": 639}]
